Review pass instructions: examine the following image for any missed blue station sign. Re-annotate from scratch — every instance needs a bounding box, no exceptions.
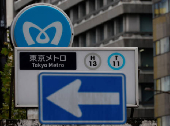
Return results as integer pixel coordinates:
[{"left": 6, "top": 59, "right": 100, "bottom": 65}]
[
  {"left": 39, "top": 72, "right": 126, "bottom": 124},
  {"left": 11, "top": 4, "right": 74, "bottom": 47}
]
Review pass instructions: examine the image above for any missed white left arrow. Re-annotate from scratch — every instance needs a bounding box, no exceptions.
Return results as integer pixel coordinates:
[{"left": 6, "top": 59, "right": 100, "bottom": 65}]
[{"left": 46, "top": 79, "right": 120, "bottom": 118}]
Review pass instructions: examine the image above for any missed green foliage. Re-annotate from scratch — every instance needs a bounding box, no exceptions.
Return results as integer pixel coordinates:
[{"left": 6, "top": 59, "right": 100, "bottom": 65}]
[{"left": 0, "top": 42, "right": 26, "bottom": 119}]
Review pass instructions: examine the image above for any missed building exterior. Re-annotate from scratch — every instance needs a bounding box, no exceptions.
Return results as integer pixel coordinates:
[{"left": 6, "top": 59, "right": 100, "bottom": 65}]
[
  {"left": 153, "top": 0, "right": 170, "bottom": 125},
  {"left": 13, "top": 0, "right": 154, "bottom": 119}
]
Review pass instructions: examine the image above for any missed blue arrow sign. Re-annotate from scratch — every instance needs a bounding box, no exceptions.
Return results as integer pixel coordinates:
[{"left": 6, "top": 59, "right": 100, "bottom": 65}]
[
  {"left": 12, "top": 4, "right": 73, "bottom": 47},
  {"left": 39, "top": 73, "right": 126, "bottom": 124}
]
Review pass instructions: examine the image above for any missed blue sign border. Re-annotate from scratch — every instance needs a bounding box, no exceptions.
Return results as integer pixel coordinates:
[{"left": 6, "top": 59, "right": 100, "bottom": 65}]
[
  {"left": 108, "top": 53, "right": 125, "bottom": 70},
  {"left": 39, "top": 72, "right": 126, "bottom": 124}
]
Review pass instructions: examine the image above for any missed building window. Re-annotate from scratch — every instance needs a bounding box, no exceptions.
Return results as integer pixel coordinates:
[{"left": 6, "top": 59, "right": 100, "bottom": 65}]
[
  {"left": 155, "top": 79, "right": 161, "bottom": 93},
  {"left": 90, "top": 28, "right": 96, "bottom": 44},
  {"left": 73, "top": 6, "right": 78, "bottom": 22},
  {"left": 98, "top": 25, "right": 104, "bottom": 41},
  {"left": 159, "top": 0, "right": 168, "bottom": 14},
  {"left": 162, "top": 116, "right": 170, "bottom": 126},
  {"left": 140, "top": 14, "right": 152, "bottom": 32},
  {"left": 108, "top": 20, "right": 114, "bottom": 37},
  {"left": 160, "top": 37, "right": 169, "bottom": 54},
  {"left": 139, "top": 48, "right": 153, "bottom": 68},
  {"left": 155, "top": 76, "right": 170, "bottom": 94},
  {"left": 72, "top": 36, "right": 79, "bottom": 47},
  {"left": 79, "top": 1, "right": 86, "bottom": 18},
  {"left": 89, "top": 0, "right": 96, "bottom": 12},
  {"left": 65, "top": 10, "right": 70, "bottom": 18},
  {"left": 153, "top": 0, "right": 169, "bottom": 18},
  {"left": 141, "top": 83, "right": 154, "bottom": 105},
  {"left": 156, "top": 41, "right": 160, "bottom": 55},
  {"left": 107, "top": 0, "right": 114, "bottom": 4},
  {"left": 169, "top": 0, "right": 170, "bottom": 12},
  {"left": 153, "top": 42, "right": 156, "bottom": 56},
  {"left": 97, "top": 0, "right": 104, "bottom": 9},
  {"left": 154, "top": 3, "right": 160, "bottom": 17},
  {"left": 117, "top": 16, "right": 123, "bottom": 34},
  {"left": 161, "top": 76, "right": 170, "bottom": 92},
  {"left": 80, "top": 33, "right": 86, "bottom": 47},
  {"left": 154, "top": 37, "right": 170, "bottom": 56},
  {"left": 157, "top": 118, "right": 161, "bottom": 126}
]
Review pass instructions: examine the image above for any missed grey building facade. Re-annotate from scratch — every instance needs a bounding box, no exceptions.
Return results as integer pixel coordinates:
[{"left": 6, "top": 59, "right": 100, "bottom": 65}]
[
  {"left": 153, "top": 0, "right": 170, "bottom": 125},
  {"left": 14, "top": 0, "right": 154, "bottom": 119}
]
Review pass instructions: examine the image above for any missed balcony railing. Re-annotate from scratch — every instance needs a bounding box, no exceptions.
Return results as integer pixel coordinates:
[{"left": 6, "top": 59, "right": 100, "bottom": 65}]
[
  {"left": 73, "top": 0, "right": 121, "bottom": 24},
  {"left": 88, "top": 32, "right": 152, "bottom": 47}
]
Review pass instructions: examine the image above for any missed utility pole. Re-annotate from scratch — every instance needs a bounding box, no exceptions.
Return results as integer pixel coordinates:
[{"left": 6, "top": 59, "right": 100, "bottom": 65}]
[{"left": 0, "top": 0, "right": 7, "bottom": 112}]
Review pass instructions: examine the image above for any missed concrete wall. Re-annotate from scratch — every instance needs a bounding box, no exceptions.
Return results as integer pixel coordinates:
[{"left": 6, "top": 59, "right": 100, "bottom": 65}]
[
  {"left": 154, "top": 52, "right": 170, "bottom": 79},
  {"left": 6, "top": 0, "right": 13, "bottom": 27},
  {"left": 104, "top": 38, "right": 153, "bottom": 48},
  {"left": 125, "top": 14, "right": 140, "bottom": 32},
  {"left": 14, "top": 0, "right": 34, "bottom": 11},
  {"left": 74, "top": 3, "right": 152, "bottom": 36},
  {"left": 154, "top": 93, "right": 170, "bottom": 118},
  {"left": 153, "top": 14, "right": 170, "bottom": 42}
]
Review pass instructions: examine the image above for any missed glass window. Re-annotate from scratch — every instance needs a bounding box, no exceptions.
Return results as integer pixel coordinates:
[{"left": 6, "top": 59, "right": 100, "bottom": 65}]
[
  {"left": 80, "top": 33, "right": 86, "bottom": 47},
  {"left": 157, "top": 118, "right": 161, "bottom": 126},
  {"left": 89, "top": 0, "right": 95, "bottom": 12},
  {"left": 99, "top": 25, "right": 104, "bottom": 41},
  {"left": 141, "top": 83, "right": 154, "bottom": 105},
  {"left": 73, "top": 6, "right": 78, "bottom": 22},
  {"left": 162, "top": 116, "right": 170, "bottom": 126},
  {"left": 65, "top": 10, "right": 70, "bottom": 18},
  {"left": 160, "top": 0, "right": 168, "bottom": 14},
  {"left": 161, "top": 76, "right": 170, "bottom": 91},
  {"left": 140, "top": 48, "right": 153, "bottom": 67},
  {"left": 72, "top": 36, "right": 79, "bottom": 47},
  {"left": 97, "top": 0, "right": 104, "bottom": 9},
  {"left": 153, "top": 43, "right": 156, "bottom": 56},
  {"left": 154, "top": 3, "right": 159, "bottom": 17},
  {"left": 107, "top": 0, "right": 114, "bottom": 4},
  {"left": 161, "top": 77, "right": 165, "bottom": 91},
  {"left": 90, "top": 28, "right": 96, "bottom": 44},
  {"left": 169, "top": 0, "right": 170, "bottom": 12},
  {"left": 108, "top": 20, "right": 114, "bottom": 37},
  {"left": 140, "top": 14, "right": 153, "bottom": 32},
  {"left": 156, "top": 41, "right": 160, "bottom": 55},
  {"left": 160, "top": 37, "right": 169, "bottom": 54},
  {"left": 79, "top": 1, "right": 86, "bottom": 18},
  {"left": 156, "top": 79, "right": 161, "bottom": 93},
  {"left": 117, "top": 16, "right": 123, "bottom": 34}
]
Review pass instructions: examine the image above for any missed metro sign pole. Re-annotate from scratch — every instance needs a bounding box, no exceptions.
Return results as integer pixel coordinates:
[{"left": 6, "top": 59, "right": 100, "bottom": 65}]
[{"left": 0, "top": 0, "right": 6, "bottom": 113}]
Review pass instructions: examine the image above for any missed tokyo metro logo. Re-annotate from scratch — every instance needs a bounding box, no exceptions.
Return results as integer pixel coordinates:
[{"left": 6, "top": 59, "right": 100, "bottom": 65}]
[
  {"left": 12, "top": 4, "right": 73, "bottom": 47},
  {"left": 23, "top": 21, "right": 63, "bottom": 46}
]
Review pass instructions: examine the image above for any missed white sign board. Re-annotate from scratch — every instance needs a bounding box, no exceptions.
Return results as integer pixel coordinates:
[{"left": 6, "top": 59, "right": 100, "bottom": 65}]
[{"left": 15, "top": 47, "right": 138, "bottom": 107}]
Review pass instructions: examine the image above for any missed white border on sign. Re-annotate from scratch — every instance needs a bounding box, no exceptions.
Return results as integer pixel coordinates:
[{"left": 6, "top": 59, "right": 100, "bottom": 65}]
[
  {"left": 14, "top": 47, "right": 138, "bottom": 108},
  {"left": 39, "top": 73, "right": 126, "bottom": 124},
  {"left": 10, "top": 3, "right": 74, "bottom": 47}
]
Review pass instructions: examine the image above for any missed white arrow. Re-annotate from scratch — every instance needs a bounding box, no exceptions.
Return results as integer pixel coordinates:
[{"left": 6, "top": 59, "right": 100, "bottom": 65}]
[{"left": 46, "top": 79, "right": 120, "bottom": 118}]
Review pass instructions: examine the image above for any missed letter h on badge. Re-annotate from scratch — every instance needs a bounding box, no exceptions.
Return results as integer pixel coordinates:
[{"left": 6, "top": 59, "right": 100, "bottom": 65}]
[{"left": 23, "top": 22, "right": 63, "bottom": 45}]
